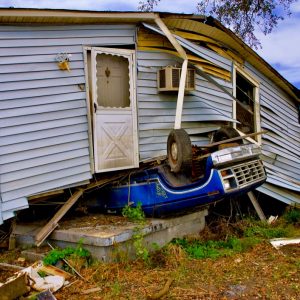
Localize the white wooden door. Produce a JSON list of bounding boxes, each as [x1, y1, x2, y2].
[[91, 48, 139, 173]]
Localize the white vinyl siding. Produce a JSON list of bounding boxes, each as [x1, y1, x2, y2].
[[137, 50, 234, 160], [242, 63, 300, 205], [0, 24, 136, 223]]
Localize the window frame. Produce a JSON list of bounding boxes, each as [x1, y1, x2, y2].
[[232, 64, 261, 145]]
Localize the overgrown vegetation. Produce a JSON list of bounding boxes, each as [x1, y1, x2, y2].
[[122, 202, 150, 262], [284, 207, 300, 225], [170, 216, 298, 260], [122, 202, 145, 221], [43, 240, 91, 268], [172, 236, 259, 259], [1, 213, 300, 299]]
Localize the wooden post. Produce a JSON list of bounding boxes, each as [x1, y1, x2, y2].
[[35, 189, 83, 246], [248, 191, 266, 221]]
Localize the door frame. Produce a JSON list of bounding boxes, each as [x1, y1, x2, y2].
[[84, 46, 139, 173]]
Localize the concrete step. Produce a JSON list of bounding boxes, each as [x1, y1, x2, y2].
[[14, 209, 208, 262]]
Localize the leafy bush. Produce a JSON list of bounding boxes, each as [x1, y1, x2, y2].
[[122, 202, 145, 221], [43, 240, 90, 266]]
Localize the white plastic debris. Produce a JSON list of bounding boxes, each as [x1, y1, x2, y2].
[[21, 263, 65, 292], [270, 237, 300, 249], [267, 215, 278, 224]]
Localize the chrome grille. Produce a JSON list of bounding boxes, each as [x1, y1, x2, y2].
[[232, 159, 265, 187]]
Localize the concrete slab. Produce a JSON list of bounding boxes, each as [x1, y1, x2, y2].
[[14, 209, 208, 262]]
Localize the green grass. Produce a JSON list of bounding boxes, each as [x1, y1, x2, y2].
[[244, 224, 289, 239], [172, 218, 293, 260], [173, 236, 261, 259], [283, 208, 300, 225]]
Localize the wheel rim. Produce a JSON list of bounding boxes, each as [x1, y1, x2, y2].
[[170, 142, 178, 161]]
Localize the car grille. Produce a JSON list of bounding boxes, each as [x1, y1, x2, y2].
[[232, 159, 265, 187]]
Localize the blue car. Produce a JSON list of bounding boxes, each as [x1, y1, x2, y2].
[[93, 142, 266, 217]]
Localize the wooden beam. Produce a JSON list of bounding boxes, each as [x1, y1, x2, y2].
[[201, 130, 267, 148], [35, 189, 83, 246], [155, 17, 187, 60], [34, 173, 128, 246], [248, 191, 266, 221]]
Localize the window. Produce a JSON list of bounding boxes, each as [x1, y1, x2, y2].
[[96, 53, 130, 108], [233, 65, 261, 143]]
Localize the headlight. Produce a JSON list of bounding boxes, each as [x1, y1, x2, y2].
[[223, 179, 231, 190]]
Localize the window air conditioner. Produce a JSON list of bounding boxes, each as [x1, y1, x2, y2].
[[158, 66, 195, 92]]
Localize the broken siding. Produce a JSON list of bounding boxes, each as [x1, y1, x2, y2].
[[243, 63, 300, 205], [137, 50, 234, 160], [0, 24, 136, 222]]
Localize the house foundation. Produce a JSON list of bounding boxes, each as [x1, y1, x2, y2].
[[14, 209, 208, 262]]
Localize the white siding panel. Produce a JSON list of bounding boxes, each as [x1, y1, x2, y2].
[[1, 85, 83, 100], [0, 69, 85, 83], [0, 61, 84, 74], [1, 92, 86, 110], [0, 24, 136, 223], [2, 156, 90, 184], [0, 76, 85, 92], [1, 149, 90, 174], [1, 116, 87, 137], [1, 36, 135, 47], [0, 53, 83, 65], [1, 140, 89, 164], [257, 184, 300, 206], [1, 123, 88, 146], [137, 50, 233, 160], [1, 198, 28, 212], [0, 45, 83, 57], [243, 62, 300, 203], [1, 172, 92, 202], [0, 100, 86, 118], [0, 108, 87, 128], [0, 132, 88, 155]]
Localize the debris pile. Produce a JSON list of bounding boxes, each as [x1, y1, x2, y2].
[[0, 260, 72, 300]]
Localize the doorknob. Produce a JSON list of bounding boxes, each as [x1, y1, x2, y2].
[[94, 102, 97, 113]]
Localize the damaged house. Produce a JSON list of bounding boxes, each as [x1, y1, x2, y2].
[[0, 8, 299, 224]]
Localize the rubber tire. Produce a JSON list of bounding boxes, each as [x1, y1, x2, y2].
[[212, 126, 243, 144], [167, 129, 192, 174]]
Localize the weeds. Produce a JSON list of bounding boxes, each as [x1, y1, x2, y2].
[[43, 239, 91, 267], [283, 208, 300, 225], [122, 202, 145, 221], [244, 223, 289, 239], [173, 236, 260, 259], [172, 217, 294, 260], [121, 202, 150, 263]]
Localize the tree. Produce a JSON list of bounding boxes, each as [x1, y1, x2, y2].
[[138, 0, 296, 48]]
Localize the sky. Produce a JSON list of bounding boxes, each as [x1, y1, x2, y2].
[[0, 0, 299, 89]]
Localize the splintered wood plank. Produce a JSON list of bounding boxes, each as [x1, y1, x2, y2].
[[35, 189, 83, 246], [0, 273, 28, 300]]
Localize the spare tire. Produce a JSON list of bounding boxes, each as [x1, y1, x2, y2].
[[212, 126, 243, 144], [167, 129, 192, 174]]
